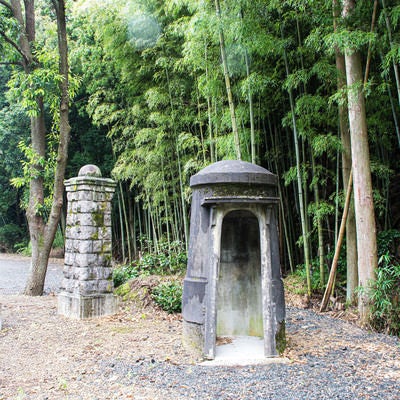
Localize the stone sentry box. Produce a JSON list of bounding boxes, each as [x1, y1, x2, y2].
[[182, 160, 285, 359], [58, 164, 118, 319]]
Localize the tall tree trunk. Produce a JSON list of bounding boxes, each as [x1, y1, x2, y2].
[[7, 0, 49, 295], [25, 99, 48, 295], [215, 0, 241, 160], [24, 0, 71, 295], [342, 0, 378, 322], [333, 0, 358, 302]]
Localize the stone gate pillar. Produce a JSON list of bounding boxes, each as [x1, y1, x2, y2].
[[58, 164, 118, 319]]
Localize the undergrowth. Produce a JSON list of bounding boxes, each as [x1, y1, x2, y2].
[[287, 229, 400, 336], [366, 252, 400, 336], [151, 281, 182, 313], [112, 239, 187, 288], [113, 239, 186, 313]]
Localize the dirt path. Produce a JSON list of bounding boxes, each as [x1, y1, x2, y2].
[[1, 292, 399, 400], [0, 254, 399, 399], [0, 294, 193, 399]]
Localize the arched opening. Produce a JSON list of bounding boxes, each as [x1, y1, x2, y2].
[[216, 210, 262, 337]]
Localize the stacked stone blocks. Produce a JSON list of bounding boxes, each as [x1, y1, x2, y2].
[[58, 165, 118, 319]]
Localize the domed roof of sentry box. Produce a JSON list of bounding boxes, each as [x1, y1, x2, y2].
[[190, 160, 277, 187]]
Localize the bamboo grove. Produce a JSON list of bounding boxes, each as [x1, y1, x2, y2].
[[1, 0, 400, 302]]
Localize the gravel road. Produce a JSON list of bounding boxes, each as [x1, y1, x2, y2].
[[97, 307, 400, 400], [0, 253, 63, 295]]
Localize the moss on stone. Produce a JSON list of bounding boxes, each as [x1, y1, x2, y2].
[[275, 321, 286, 355], [92, 210, 105, 227], [114, 282, 133, 300], [90, 231, 99, 240], [212, 183, 275, 198], [114, 281, 152, 304]]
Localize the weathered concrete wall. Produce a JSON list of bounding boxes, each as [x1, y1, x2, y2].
[[58, 165, 118, 319], [183, 160, 286, 359]]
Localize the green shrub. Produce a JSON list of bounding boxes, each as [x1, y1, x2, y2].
[[141, 240, 187, 275], [112, 264, 139, 288], [367, 254, 400, 336], [294, 262, 325, 291], [0, 223, 25, 251], [151, 281, 182, 313], [52, 228, 65, 249], [112, 240, 187, 288], [15, 241, 31, 256]]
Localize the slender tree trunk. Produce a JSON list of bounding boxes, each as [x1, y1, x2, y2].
[[24, 0, 71, 295], [137, 201, 143, 251], [343, 0, 378, 323], [10, 0, 50, 295], [382, 0, 400, 106], [385, 77, 400, 148], [311, 154, 325, 287], [281, 24, 311, 295], [163, 64, 189, 251], [172, 189, 180, 241], [271, 121, 294, 273], [128, 191, 137, 257], [239, 8, 256, 163], [204, 43, 215, 163], [121, 183, 132, 261], [333, 0, 358, 302], [215, 0, 241, 160], [244, 48, 256, 164], [161, 160, 171, 248], [195, 81, 207, 163], [117, 189, 126, 261], [320, 170, 353, 312], [364, 0, 379, 85]]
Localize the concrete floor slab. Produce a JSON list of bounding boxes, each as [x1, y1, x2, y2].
[[200, 336, 289, 366]]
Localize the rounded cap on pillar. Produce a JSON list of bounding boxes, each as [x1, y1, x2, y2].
[[190, 160, 277, 187], [78, 164, 102, 178]]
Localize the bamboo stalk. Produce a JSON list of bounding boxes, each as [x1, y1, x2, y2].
[[311, 154, 325, 287], [364, 0, 379, 85], [215, 0, 241, 160], [320, 169, 353, 312], [244, 47, 256, 164], [281, 23, 312, 295], [382, 0, 400, 106]]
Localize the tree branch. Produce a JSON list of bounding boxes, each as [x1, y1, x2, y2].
[[23, 0, 35, 42], [364, 0, 379, 85], [0, 0, 12, 12], [0, 30, 25, 58], [51, 0, 59, 16]]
